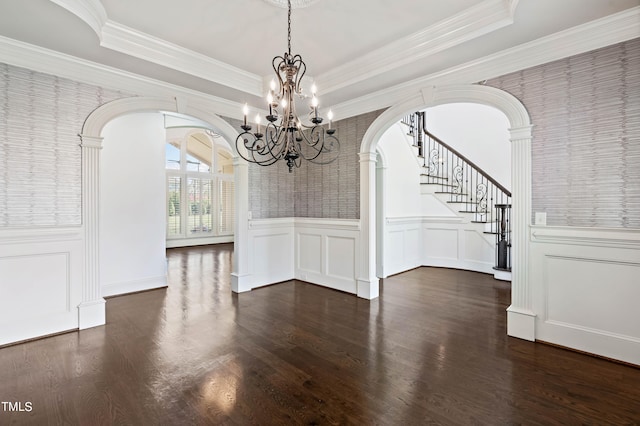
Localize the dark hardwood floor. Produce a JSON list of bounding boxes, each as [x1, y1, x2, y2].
[[1, 244, 639, 425]]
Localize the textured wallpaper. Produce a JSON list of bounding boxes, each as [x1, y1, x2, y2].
[[0, 63, 128, 228], [294, 110, 383, 219], [487, 38, 640, 228], [229, 109, 383, 219]]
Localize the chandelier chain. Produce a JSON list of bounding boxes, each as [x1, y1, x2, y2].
[[287, 0, 292, 55]]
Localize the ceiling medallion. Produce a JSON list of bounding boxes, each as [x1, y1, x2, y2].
[[236, 0, 339, 172], [262, 0, 321, 9]]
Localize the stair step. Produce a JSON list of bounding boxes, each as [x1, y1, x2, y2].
[[471, 220, 488, 223], [420, 174, 449, 181], [448, 201, 478, 205], [483, 231, 499, 235], [422, 183, 457, 188], [434, 191, 467, 195]]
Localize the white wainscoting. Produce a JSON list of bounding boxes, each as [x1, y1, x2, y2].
[[382, 216, 495, 277], [531, 226, 640, 366], [0, 227, 83, 346], [248, 218, 295, 289], [246, 218, 361, 294], [422, 217, 495, 274], [294, 218, 360, 294], [383, 217, 423, 276]]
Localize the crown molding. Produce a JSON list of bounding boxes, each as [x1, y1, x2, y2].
[[2, 5, 638, 123], [100, 21, 263, 97], [48, 0, 263, 97], [49, 0, 107, 36], [48, 0, 518, 100], [316, 0, 519, 94], [330, 6, 640, 120], [0, 35, 246, 120]]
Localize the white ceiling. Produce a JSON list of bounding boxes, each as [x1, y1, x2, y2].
[[0, 0, 638, 115]]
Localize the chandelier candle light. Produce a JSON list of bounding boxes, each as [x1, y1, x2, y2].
[[235, 0, 339, 172]]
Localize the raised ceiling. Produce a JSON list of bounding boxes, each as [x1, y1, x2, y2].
[[0, 0, 638, 116]]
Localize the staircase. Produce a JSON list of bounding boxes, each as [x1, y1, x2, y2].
[[401, 111, 512, 278]]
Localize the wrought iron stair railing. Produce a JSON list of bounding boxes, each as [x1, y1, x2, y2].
[[401, 111, 512, 272]]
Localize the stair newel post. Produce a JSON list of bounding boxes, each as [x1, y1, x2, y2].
[[506, 204, 512, 270], [495, 204, 510, 270], [417, 112, 424, 159]]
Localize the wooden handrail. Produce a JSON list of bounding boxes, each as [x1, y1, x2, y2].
[[418, 112, 512, 197]]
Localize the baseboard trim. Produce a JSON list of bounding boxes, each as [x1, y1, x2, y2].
[[507, 306, 536, 341], [0, 328, 78, 349], [357, 277, 380, 300], [78, 299, 106, 330], [101, 275, 167, 298], [538, 339, 640, 369]]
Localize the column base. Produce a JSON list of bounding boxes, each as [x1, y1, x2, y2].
[[357, 278, 379, 300], [231, 273, 252, 293], [507, 305, 536, 341], [78, 299, 106, 330]]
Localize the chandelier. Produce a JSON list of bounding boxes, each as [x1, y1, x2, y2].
[[235, 0, 340, 172]]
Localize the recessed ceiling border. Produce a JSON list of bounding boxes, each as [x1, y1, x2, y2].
[[48, 0, 519, 99], [1, 6, 637, 122]]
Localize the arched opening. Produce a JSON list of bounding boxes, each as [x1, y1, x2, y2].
[[375, 103, 512, 279], [164, 121, 236, 248], [77, 97, 248, 329], [359, 84, 534, 341]]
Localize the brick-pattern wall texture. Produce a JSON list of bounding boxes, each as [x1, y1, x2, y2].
[[486, 38, 640, 228], [227, 109, 384, 219]]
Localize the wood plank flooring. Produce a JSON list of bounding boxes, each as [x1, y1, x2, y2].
[[1, 243, 639, 425]]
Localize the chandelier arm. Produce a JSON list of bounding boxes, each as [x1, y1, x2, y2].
[[296, 126, 324, 161], [272, 56, 287, 100], [235, 126, 286, 167], [291, 55, 306, 96], [261, 123, 288, 160], [307, 127, 341, 164], [307, 141, 340, 164], [235, 132, 275, 166]]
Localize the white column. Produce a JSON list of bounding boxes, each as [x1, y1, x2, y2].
[[78, 135, 106, 329], [376, 159, 387, 278], [357, 152, 379, 299], [231, 159, 252, 293], [506, 125, 536, 341]]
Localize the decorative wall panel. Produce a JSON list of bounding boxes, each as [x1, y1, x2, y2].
[[0, 227, 83, 345], [294, 218, 360, 294], [530, 226, 640, 365], [487, 39, 640, 228], [0, 63, 128, 227]]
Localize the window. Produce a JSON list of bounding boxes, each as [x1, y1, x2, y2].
[[166, 129, 234, 241]]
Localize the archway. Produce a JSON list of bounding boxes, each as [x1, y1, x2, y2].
[[359, 84, 535, 341], [77, 97, 247, 329]]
